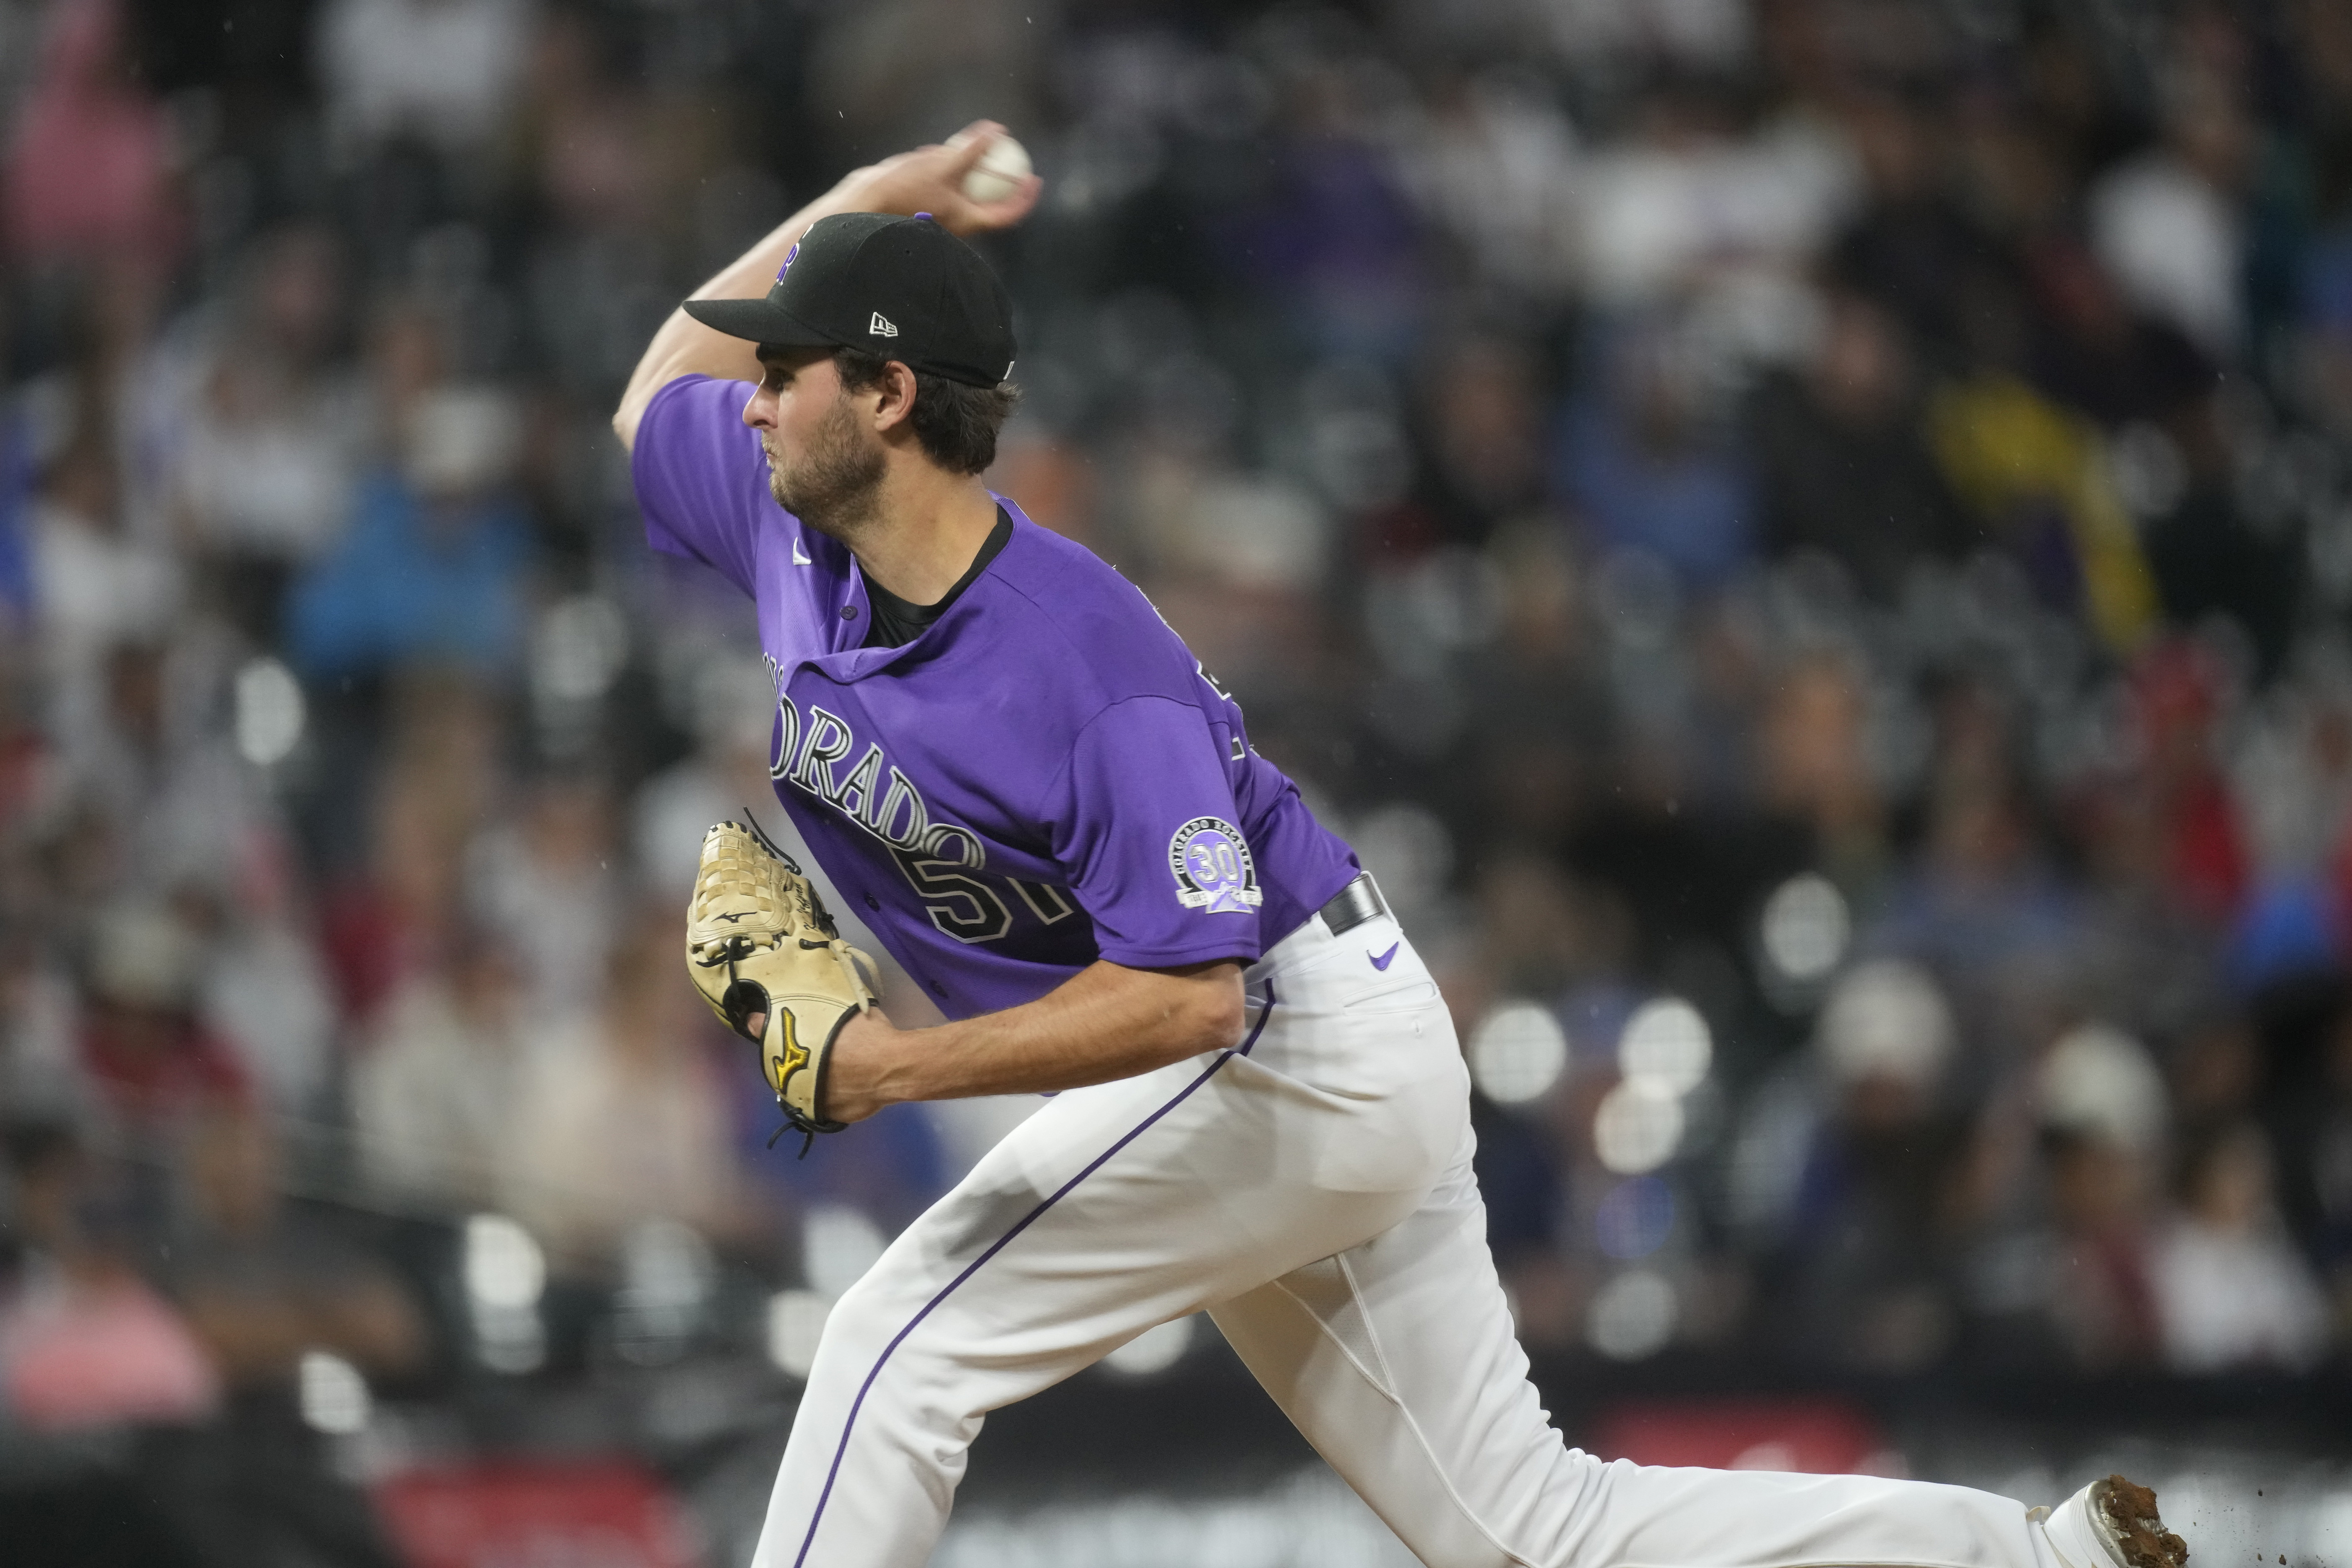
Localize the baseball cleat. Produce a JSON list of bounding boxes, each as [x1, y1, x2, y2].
[[2041, 1475, 2188, 1568]]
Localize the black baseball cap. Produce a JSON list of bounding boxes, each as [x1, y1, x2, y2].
[[683, 212, 1017, 387]]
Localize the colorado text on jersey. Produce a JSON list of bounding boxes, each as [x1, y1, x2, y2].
[[762, 659, 1076, 944]]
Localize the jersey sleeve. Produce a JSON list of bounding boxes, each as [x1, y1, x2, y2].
[[1042, 695, 1264, 970], [630, 374, 770, 597]]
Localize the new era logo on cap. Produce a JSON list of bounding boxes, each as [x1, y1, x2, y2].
[[869, 312, 898, 338]]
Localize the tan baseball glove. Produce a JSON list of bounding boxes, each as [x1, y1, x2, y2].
[[686, 817, 877, 1147]]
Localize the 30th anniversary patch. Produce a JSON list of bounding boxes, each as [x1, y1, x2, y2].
[[1168, 816, 1263, 914]]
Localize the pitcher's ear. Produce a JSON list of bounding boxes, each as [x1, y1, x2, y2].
[[870, 359, 920, 433]]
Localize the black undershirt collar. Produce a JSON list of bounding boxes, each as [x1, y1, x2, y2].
[[859, 505, 1014, 649]]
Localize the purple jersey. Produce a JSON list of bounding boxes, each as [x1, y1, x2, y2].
[[632, 375, 1361, 1019]]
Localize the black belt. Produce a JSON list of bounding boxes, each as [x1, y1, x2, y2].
[[1317, 872, 1390, 936]]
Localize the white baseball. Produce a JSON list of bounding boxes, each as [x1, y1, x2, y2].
[[961, 135, 1031, 204]]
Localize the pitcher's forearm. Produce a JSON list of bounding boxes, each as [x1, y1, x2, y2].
[[827, 959, 1247, 1121]]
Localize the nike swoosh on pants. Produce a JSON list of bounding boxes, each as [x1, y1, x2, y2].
[[1369, 942, 1399, 970]]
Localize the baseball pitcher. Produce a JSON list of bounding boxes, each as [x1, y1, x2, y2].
[[612, 123, 2187, 1568]]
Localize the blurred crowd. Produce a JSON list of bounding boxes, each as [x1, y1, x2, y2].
[[5, 0, 2352, 1524]]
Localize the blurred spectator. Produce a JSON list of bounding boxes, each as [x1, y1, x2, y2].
[[2033, 1127, 2165, 1369], [1473, 854, 1627, 1003], [285, 384, 531, 682], [315, 0, 531, 166], [2074, 782, 2239, 1043], [1927, 299, 2161, 652], [2130, 391, 2299, 679], [809, 0, 1043, 169], [1763, 959, 1966, 1370], [1756, 649, 1888, 895], [1, 0, 176, 268], [1554, 321, 1754, 587], [1571, 77, 1854, 320], [0, 918, 80, 1118], [1826, 93, 1996, 361], [500, 910, 752, 1267], [28, 426, 179, 749], [2153, 1121, 2331, 1372], [467, 774, 621, 1026], [2167, 1011, 2265, 1135], [155, 1106, 418, 1568], [1410, 334, 1550, 547], [1128, 450, 1331, 695], [2087, 28, 2253, 364], [185, 881, 340, 1124], [75, 898, 250, 1134], [2132, 640, 2254, 924], [350, 933, 526, 1214], [1987, 1025, 2174, 1371], [1948, 1024, 2171, 1372], [2040, 1023, 2172, 1162], [1746, 293, 1975, 601], [1145, 460, 1330, 601], [0, 1121, 217, 1432], [152, 225, 365, 645], [53, 638, 291, 917], [318, 682, 494, 1017], [1455, 525, 1608, 853], [2023, 240, 2215, 432], [1397, 70, 1580, 301], [1225, 61, 1428, 366], [1868, 696, 2076, 1062], [166, 1105, 425, 1392]]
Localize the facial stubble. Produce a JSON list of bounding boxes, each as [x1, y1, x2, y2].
[[769, 390, 886, 542]]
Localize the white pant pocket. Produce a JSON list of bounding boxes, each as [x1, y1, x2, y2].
[[1343, 979, 1439, 1014]]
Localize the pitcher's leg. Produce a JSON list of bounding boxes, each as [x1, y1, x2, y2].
[[1215, 1138, 2067, 1568], [1211, 1130, 1594, 1568], [1544, 1464, 2067, 1568], [750, 1039, 1419, 1568]]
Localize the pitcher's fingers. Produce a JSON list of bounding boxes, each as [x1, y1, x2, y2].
[[961, 173, 1043, 231], [941, 120, 1010, 173]]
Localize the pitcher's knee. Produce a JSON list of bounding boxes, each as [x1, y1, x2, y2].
[[807, 1273, 985, 1411], [798, 1269, 916, 1389]]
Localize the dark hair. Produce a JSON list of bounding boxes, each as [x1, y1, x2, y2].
[[833, 347, 1019, 475]]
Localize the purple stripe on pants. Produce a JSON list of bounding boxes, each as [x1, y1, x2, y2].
[[789, 985, 1279, 1568]]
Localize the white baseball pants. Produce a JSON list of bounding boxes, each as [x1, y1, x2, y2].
[[749, 912, 2068, 1568]]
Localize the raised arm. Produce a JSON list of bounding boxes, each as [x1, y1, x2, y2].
[[610, 121, 1041, 451]]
